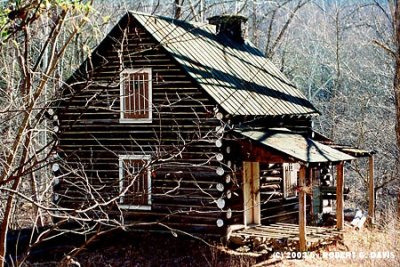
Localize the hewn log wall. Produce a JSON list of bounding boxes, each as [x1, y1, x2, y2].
[[55, 15, 235, 234], [258, 163, 299, 224]]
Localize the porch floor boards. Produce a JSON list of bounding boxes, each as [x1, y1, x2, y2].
[[228, 223, 342, 252]]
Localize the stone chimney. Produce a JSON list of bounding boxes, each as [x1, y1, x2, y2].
[[207, 15, 247, 43]]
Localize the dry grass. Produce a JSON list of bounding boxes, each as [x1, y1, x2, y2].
[[266, 219, 400, 267]]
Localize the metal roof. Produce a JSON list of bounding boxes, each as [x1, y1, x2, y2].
[[312, 130, 374, 157], [328, 145, 375, 157], [236, 128, 355, 163], [130, 12, 318, 117]]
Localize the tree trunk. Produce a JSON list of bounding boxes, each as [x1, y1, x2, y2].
[[394, 0, 400, 220], [174, 0, 182, 19], [398, 192, 400, 220], [394, 0, 400, 154]]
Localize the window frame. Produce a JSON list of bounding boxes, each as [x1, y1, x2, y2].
[[282, 163, 300, 199], [119, 68, 152, 123], [118, 155, 152, 210]]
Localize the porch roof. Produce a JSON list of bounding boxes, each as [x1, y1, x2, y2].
[[235, 128, 355, 163], [311, 130, 375, 157]]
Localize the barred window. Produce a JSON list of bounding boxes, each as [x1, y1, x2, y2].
[[118, 155, 151, 210], [120, 68, 152, 122], [283, 163, 300, 199]]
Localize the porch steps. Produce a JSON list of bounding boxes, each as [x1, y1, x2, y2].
[[228, 223, 342, 252]]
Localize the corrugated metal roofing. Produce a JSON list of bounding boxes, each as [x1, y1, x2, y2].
[[236, 128, 354, 163], [312, 131, 374, 157], [329, 145, 374, 157], [130, 12, 318, 116]]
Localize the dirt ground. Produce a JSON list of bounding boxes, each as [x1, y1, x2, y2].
[[26, 229, 259, 267], [25, 223, 399, 267]]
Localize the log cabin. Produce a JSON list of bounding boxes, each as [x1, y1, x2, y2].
[[54, 11, 374, 250]]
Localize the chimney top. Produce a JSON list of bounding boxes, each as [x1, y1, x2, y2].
[[207, 15, 247, 43]]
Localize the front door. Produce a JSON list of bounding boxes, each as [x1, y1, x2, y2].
[[243, 161, 261, 226]]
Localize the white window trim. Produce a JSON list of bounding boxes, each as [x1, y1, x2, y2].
[[283, 163, 300, 199], [118, 155, 152, 210], [119, 68, 152, 124]]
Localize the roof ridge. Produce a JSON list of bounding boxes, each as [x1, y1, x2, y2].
[[130, 11, 213, 29], [130, 11, 318, 116]]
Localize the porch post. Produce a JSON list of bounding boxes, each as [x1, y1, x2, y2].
[[308, 168, 315, 223], [243, 162, 261, 226], [299, 164, 306, 251], [336, 161, 344, 230], [368, 155, 375, 225]]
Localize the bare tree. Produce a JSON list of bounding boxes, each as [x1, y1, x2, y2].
[[0, 2, 233, 264], [0, 1, 95, 265], [259, 1, 399, 214]]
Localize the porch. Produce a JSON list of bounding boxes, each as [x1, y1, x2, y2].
[[232, 128, 374, 252], [228, 223, 342, 252]]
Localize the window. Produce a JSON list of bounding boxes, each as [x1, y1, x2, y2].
[[120, 68, 152, 123], [283, 163, 300, 199], [118, 155, 152, 210]]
